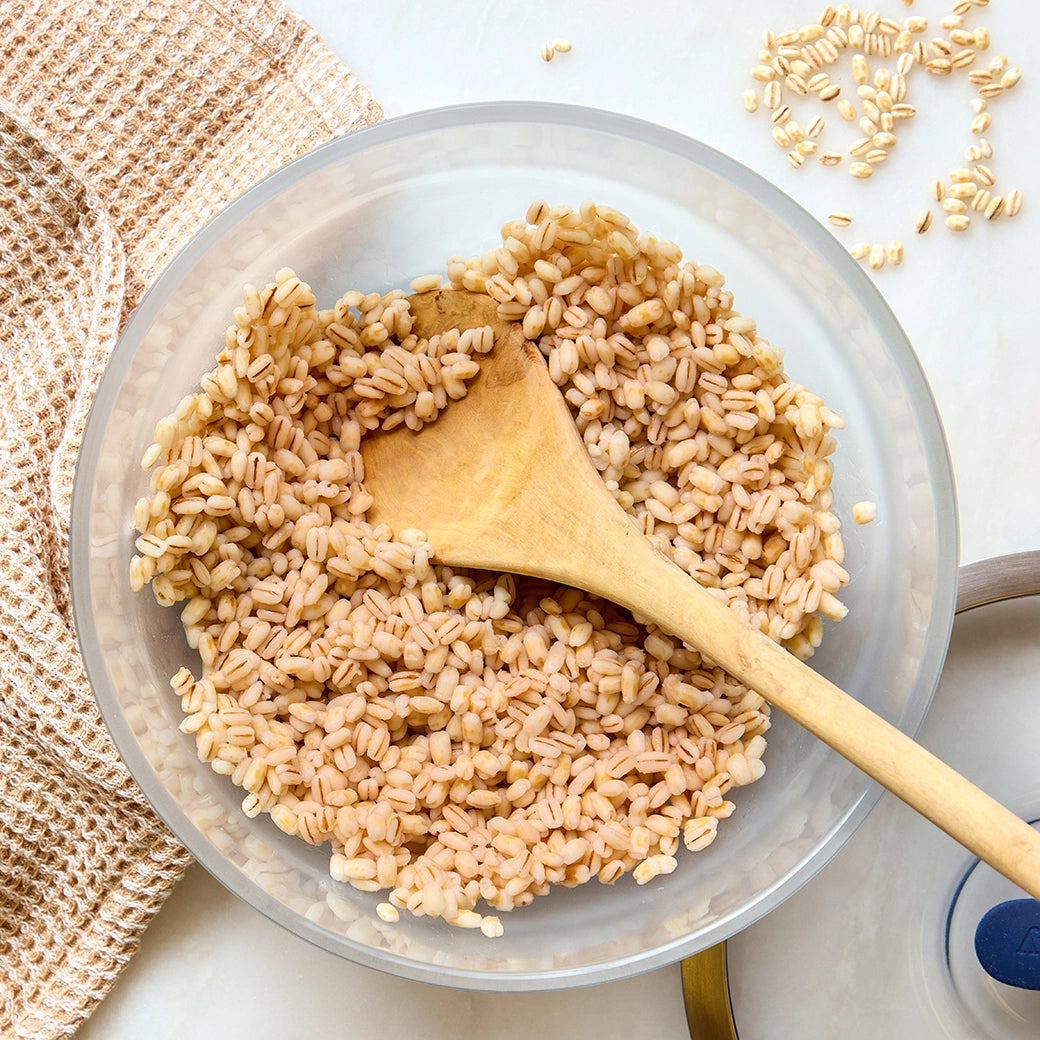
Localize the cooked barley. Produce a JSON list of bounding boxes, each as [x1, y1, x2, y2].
[[946, 213, 971, 231], [133, 203, 850, 936], [914, 209, 932, 233], [852, 501, 877, 524], [828, 211, 853, 227]]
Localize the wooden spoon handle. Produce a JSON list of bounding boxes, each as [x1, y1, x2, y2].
[[593, 535, 1040, 901]]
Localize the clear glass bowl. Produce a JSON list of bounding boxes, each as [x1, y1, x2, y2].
[[70, 103, 958, 989]]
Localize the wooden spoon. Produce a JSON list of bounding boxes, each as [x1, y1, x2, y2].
[[362, 288, 1040, 900]]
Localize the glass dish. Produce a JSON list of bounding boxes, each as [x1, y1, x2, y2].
[[707, 552, 1040, 1039], [70, 102, 958, 989]]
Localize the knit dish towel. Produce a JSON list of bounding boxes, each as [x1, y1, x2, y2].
[[0, 2, 380, 1035]]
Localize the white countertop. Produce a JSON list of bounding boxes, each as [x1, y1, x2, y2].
[[78, 1, 1039, 1036]]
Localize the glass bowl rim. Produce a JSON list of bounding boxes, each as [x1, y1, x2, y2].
[[69, 100, 959, 990]]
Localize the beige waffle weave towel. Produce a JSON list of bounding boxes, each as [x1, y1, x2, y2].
[[0, 3, 380, 1035]]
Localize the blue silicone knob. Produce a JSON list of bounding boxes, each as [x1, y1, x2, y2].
[[974, 899, 1040, 990]]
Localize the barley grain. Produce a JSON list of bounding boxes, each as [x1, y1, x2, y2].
[[1001, 67, 1021, 89], [853, 501, 878, 524], [971, 112, 991, 134], [945, 213, 971, 231], [133, 205, 850, 936], [914, 209, 932, 233]]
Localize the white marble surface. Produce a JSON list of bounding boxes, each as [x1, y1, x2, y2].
[[78, 1, 1039, 1036]]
